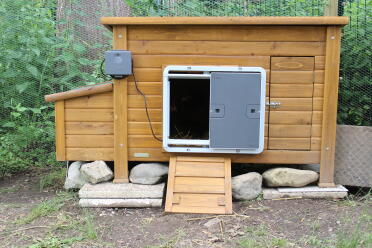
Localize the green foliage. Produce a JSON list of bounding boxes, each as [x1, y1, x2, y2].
[[124, 0, 326, 16], [28, 236, 83, 248], [16, 191, 75, 224], [338, 0, 371, 126], [0, 109, 59, 177], [39, 167, 67, 191], [0, 0, 105, 176], [81, 210, 98, 240]]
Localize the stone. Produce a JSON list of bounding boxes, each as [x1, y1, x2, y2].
[[232, 172, 262, 200], [79, 198, 162, 208], [263, 185, 348, 199], [80, 161, 113, 184], [79, 182, 165, 199], [262, 168, 319, 187], [204, 218, 221, 229], [64, 161, 88, 189], [129, 163, 168, 185]]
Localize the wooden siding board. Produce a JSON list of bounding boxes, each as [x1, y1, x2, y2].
[[127, 149, 320, 164], [132, 55, 270, 68], [269, 125, 311, 138], [65, 122, 114, 135], [66, 148, 114, 161], [128, 41, 326, 56], [270, 111, 312, 125], [55, 101, 66, 161], [269, 138, 311, 150], [270, 71, 314, 84], [64, 92, 113, 109], [66, 135, 114, 148], [270, 84, 314, 98], [271, 57, 315, 70], [128, 26, 326, 42], [65, 109, 114, 122]]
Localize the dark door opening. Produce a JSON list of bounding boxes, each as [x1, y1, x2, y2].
[[169, 78, 210, 140]]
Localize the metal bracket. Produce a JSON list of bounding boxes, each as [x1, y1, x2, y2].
[[266, 101, 281, 108]]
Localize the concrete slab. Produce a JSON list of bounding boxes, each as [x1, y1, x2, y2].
[[263, 185, 348, 200], [79, 198, 162, 208], [79, 182, 164, 199]]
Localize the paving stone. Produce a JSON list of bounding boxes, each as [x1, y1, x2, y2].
[[79, 182, 164, 199], [79, 198, 162, 208], [263, 185, 348, 199]]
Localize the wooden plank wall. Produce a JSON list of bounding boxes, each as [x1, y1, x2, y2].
[[62, 25, 327, 164], [125, 25, 326, 163], [64, 92, 115, 161], [269, 56, 315, 150]]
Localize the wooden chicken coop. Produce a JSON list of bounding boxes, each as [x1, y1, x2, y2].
[[45, 17, 348, 214]]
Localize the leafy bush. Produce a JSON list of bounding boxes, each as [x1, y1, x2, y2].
[[338, 0, 371, 126], [0, 0, 105, 176], [125, 0, 325, 16]]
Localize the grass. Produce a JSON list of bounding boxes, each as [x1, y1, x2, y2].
[[15, 191, 75, 225], [239, 225, 290, 248], [147, 229, 186, 248], [81, 210, 98, 240], [27, 235, 83, 248], [39, 167, 66, 191], [0, 185, 22, 194]]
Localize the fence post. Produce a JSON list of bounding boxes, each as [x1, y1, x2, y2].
[[324, 0, 339, 16]]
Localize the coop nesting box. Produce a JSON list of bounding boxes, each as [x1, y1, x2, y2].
[[45, 17, 348, 213]]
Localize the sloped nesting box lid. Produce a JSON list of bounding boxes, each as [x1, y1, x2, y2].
[[44, 82, 113, 102]]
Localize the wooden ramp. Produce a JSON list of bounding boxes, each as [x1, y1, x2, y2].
[[165, 156, 232, 214]]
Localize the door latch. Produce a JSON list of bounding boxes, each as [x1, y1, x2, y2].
[[266, 101, 281, 108]]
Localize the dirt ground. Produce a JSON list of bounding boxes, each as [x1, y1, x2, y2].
[[0, 169, 370, 248]]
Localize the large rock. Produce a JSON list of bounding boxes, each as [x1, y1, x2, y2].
[[263, 168, 319, 187], [80, 161, 113, 184], [232, 172, 262, 200], [64, 161, 88, 189], [129, 163, 168, 185]]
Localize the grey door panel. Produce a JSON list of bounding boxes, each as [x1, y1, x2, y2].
[[210, 72, 262, 149]]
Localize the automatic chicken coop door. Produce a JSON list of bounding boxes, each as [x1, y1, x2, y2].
[[163, 66, 266, 154]]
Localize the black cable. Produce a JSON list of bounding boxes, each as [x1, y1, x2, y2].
[[99, 58, 112, 81], [133, 72, 163, 142], [102, 55, 161, 142]]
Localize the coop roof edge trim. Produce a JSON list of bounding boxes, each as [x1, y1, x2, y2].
[[101, 16, 349, 30]]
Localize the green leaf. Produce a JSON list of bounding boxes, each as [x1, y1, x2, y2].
[[2, 122, 16, 128], [11, 112, 21, 118], [31, 48, 41, 56], [30, 108, 41, 114], [26, 65, 39, 78], [15, 82, 31, 93], [73, 43, 86, 53], [78, 58, 92, 65]]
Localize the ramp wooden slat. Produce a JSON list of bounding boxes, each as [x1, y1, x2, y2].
[[165, 156, 232, 214]]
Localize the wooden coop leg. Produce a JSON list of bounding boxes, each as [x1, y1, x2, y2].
[[319, 26, 341, 188], [113, 25, 129, 183]]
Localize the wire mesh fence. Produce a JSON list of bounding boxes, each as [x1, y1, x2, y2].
[[0, 0, 370, 176]]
